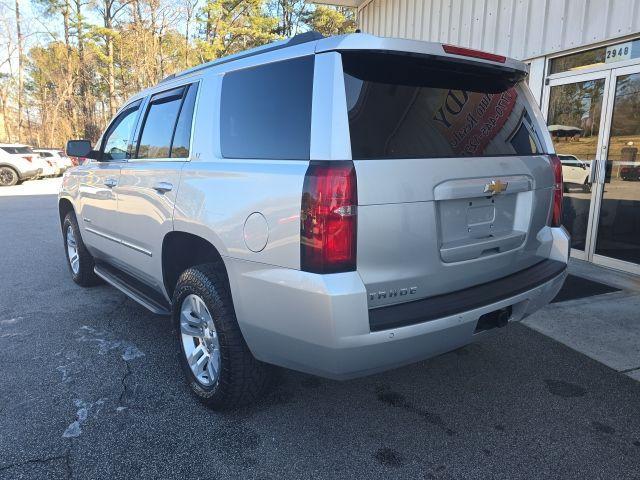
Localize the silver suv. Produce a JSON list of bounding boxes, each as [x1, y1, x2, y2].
[[60, 32, 569, 409]]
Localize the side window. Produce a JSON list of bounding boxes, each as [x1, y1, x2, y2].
[[170, 84, 198, 158], [101, 101, 141, 161], [135, 83, 198, 160], [137, 87, 184, 159], [220, 56, 314, 160]]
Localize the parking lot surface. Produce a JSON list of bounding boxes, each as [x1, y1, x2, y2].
[[1, 180, 640, 479]]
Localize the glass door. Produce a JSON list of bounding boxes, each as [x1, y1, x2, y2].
[[543, 71, 611, 259], [591, 64, 640, 274]]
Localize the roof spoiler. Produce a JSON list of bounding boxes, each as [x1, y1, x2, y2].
[[316, 33, 528, 75]]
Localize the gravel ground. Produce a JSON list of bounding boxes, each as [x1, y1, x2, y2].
[[1, 182, 639, 479]]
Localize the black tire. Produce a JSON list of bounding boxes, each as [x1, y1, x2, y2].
[[582, 179, 592, 193], [172, 264, 271, 409], [62, 211, 101, 287], [0, 166, 19, 186]]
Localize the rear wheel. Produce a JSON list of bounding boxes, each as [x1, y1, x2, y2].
[[63, 212, 101, 287], [172, 264, 271, 409], [582, 178, 592, 193], [0, 167, 19, 186]]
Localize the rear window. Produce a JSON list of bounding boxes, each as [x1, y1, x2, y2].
[[341, 52, 546, 159], [220, 56, 314, 160], [1, 146, 33, 155]]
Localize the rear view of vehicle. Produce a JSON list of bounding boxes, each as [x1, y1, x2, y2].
[[340, 44, 567, 320], [232, 35, 569, 382]]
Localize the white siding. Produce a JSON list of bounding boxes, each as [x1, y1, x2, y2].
[[358, 0, 640, 60]]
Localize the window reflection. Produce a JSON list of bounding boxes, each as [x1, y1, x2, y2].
[[549, 38, 640, 74], [547, 79, 605, 250], [594, 73, 640, 264]]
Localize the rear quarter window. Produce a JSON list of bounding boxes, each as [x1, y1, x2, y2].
[[220, 56, 314, 160], [342, 52, 546, 160]]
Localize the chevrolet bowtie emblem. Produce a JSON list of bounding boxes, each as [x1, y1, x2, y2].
[[484, 180, 508, 195]]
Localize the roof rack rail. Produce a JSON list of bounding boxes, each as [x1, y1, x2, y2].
[[158, 31, 324, 84]]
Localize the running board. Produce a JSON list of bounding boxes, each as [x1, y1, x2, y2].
[[94, 263, 171, 316]]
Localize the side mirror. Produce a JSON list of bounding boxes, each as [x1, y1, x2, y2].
[[66, 140, 97, 159]]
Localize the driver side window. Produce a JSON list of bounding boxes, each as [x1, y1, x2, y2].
[[101, 100, 142, 161]]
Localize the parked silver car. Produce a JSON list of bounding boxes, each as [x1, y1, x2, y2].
[[59, 32, 569, 409]]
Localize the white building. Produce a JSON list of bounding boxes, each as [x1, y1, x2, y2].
[[317, 0, 640, 275]]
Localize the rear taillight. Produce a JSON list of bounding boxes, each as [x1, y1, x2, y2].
[[300, 161, 357, 274], [442, 44, 507, 63], [549, 154, 563, 227]]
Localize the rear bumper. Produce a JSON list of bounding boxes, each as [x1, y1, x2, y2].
[[227, 227, 570, 380], [369, 259, 566, 332]]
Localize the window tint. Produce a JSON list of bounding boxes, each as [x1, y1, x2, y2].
[[1, 146, 32, 154], [170, 84, 198, 158], [39, 152, 53, 157], [137, 87, 184, 159], [102, 101, 141, 161], [220, 56, 314, 160], [342, 52, 545, 159]]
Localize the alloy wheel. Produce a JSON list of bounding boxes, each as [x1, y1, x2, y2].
[[180, 294, 221, 387], [66, 225, 80, 274], [0, 167, 17, 186]]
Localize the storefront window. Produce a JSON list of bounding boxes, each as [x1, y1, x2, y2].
[[594, 72, 640, 264], [549, 38, 640, 74], [546, 79, 605, 251]]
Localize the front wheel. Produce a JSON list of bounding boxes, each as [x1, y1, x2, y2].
[[172, 264, 271, 409], [62, 212, 101, 287], [0, 167, 19, 186]]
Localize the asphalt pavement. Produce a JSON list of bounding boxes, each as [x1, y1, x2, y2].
[[1, 179, 639, 479]]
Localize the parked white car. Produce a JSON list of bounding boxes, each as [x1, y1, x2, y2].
[[559, 154, 592, 192], [34, 148, 73, 175], [0, 144, 57, 179], [0, 146, 41, 186]]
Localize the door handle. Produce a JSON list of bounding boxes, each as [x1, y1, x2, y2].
[[104, 178, 117, 188], [153, 181, 173, 194]]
